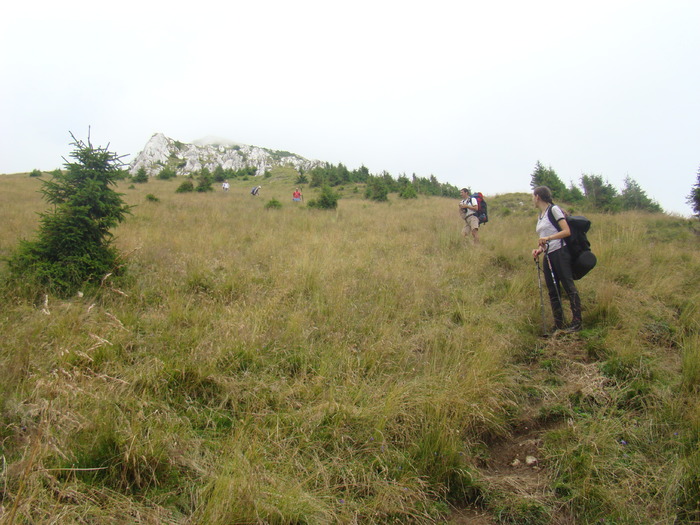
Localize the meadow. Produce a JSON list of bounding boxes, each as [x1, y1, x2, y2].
[[0, 172, 699, 524]]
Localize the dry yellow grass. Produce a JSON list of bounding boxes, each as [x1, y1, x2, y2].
[[1, 173, 699, 523]]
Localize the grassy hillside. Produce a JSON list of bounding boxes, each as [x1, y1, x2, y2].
[[1, 173, 699, 524]]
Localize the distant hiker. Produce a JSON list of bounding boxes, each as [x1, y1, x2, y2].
[[222, 181, 230, 191], [292, 188, 303, 202], [251, 185, 261, 196], [459, 187, 480, 244], [531, 186, 582, 333]]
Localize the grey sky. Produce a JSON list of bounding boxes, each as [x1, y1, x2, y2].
[[2, 0, 698, 214]]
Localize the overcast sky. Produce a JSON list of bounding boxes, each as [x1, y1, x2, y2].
[[2, 0, 698, 214]]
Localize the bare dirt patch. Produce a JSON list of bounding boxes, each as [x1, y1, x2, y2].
[[448, 334, 602, 524]]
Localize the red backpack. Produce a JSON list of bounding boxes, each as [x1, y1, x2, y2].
[[471, 192, 488, 224]]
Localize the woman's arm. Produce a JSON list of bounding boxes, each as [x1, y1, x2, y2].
[[538, 217, 570, 247]]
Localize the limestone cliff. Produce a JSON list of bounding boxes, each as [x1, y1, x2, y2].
[[129, 133, 322, 176]]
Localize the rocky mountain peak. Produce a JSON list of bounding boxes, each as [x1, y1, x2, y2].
[[129, 133, 321, 176]]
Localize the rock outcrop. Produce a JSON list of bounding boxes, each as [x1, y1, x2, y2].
[[129, 133, 322, 176]]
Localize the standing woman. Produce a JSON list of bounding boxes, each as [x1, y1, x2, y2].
[[531, 186, 582, 332]]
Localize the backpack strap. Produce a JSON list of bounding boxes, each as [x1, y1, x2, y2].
[[546, 205, 561, 232], [546, 204, 567, 247]]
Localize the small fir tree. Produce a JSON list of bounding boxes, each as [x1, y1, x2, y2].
[[196, 168, 214, 192], [565, 181, 585, 204], [9, 134, 131, 295], [530, 161, 567, 199], [620, 176, 662, 212], [309, 168, 326, 187], [399, 184, 418, 199], [307, 185, 339, 209], [365, 179, 389, 201], [133, 166, 149, 183], [176, 180, 195, 193], [688, 167, 700, 217], [580, 174, 620, 212], [265, 198, 282, 209], [212, 165, 226, 182], [156, 166, 176, 180]]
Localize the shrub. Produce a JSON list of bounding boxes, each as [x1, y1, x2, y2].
[[176, 180, 195, 193], [196, 168, 214, 192], [213, 166, 226, 182], [156, 166, 177, 180], [365, 180, 389, 201], [29, 169, 42, 177], [8, 134, 131, 295], [265, 198, 282, 209], [399, 184, 418, 199], [132, 167, 149, 183], [307, 185, 339, 209], [145, 193, 160, 202]]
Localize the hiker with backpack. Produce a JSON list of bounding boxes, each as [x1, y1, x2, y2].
[[459, 188, 481, 244], [531, 186, 582, 333]]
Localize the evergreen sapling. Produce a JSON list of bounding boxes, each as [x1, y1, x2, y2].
[[9, 134, 131, 295]]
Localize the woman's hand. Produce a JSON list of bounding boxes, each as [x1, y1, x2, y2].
[[532, 247, 543, 259]]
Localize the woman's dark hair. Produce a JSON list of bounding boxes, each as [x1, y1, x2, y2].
[[533, 186, 553, 204]]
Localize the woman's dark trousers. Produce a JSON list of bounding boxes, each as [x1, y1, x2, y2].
[[544, 248, 582, 328]]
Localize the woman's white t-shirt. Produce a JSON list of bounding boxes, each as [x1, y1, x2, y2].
[[536, 205, 566, 252]]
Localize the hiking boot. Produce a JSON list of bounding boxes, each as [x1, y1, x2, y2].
[[564, 321, 582, 333], [553, 320, 565, 332]]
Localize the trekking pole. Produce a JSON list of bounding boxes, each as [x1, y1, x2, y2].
[[543, 242, 563, 319], [535, 256, 547, 336]]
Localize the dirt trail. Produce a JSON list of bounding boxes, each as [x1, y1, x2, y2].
[[448, 334, 608, 524]]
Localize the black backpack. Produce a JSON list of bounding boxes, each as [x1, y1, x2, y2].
[[547, 205, 596, 280], [471, 192, 488, 224]]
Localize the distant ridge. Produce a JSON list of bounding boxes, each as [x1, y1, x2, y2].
[[130, 133, 322, 177]]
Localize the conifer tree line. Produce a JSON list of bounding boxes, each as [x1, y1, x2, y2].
[[127, 156, 700, 214], [134, 165, 261, 186], [135, 161, 461, 200], [306, 163, 459, 199], [136, 157, 695, 214], [530, 160, 664, 213]]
